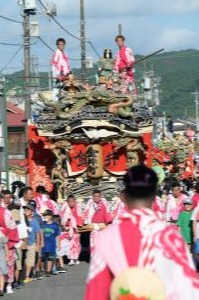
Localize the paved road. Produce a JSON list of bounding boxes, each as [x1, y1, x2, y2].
[[5, 262, 89, 300]]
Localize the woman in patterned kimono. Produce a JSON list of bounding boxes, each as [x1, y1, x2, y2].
[[85, 165, 199, 300]]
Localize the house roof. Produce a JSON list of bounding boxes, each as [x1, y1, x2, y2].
[[7, 102, 26, 127]]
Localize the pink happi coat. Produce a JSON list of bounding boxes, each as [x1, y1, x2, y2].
[[84, 198, 112, 225], [166, 193, 186, 222], [114, 46, 135, 81], [51, 49, 70, 77], [111, 198, 127, 222], [0, 207, 19, 283], [34, 193, 58, 215], [85, 208, 199, 300], [60, 201, 83, 260], [84, 198, 112, 251], [152, 196, 166, 214]]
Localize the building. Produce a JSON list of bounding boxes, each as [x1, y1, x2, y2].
[[7, 102, 26, 185]]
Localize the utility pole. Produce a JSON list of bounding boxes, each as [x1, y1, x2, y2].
[[23, 6, 31, 120], [80, 0, 86, 81], [0, 76, 9, 188], [192, 91, 199, 141], [118, 23, 122, 35]]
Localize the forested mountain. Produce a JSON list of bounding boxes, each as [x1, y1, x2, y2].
[[5, 49, 199, 119]]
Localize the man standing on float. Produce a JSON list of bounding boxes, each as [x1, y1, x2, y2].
[[114, 35, 136, 94], [51, 38, 71, 101]]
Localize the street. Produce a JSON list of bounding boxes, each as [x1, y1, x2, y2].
[[5, 262, 89, 300]]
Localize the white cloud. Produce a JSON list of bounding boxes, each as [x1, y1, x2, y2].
[[1, 0, 199, 72], [55, 0, 199, 18], [152, 28, 199, 51]]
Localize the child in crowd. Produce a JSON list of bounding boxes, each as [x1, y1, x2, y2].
[[177, 198, 193, 250], [0, 229, 8, 296], [53, 215, 67, 274], [42, 210, 61, 276], [23, 203, 40, 284]]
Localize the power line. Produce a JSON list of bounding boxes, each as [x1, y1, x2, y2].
[[0, 14, 22, 24], [0, 45, 23, 73], [38, 0, 100, 57], [0, 42, 22, 46], [38, 36, 54, 52], [87, 41, 100, 57], [38, 0, 81, 41]]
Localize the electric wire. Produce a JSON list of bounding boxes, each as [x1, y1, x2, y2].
[[0, 14, 22, 24], [38, 0, 100, 57], [0, 42, 22, 46], [0, 45, 23, 73]]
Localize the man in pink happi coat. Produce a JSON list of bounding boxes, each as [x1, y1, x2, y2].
[[114, 35, 136, 94], [51, 38, 71, 101], [0, 205, 19, 294], [60, 195, 83, 265], [34, 186, 58, 215], [85, 166, 199, 300], [166, 182, 187, 223], [84, 190, 112, 251]]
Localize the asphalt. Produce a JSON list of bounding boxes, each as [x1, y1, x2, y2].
[[4, 262, 89, 300]]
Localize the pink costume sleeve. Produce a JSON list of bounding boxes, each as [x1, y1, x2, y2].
[[4, 209, 19, 249], [125, 47, 135, 67]]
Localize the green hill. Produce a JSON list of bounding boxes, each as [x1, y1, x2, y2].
[[135, 49, 199, 118], [5, 49, 199, 119]]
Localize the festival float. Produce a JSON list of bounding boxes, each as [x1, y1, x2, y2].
[[28, 51, 154, 201]]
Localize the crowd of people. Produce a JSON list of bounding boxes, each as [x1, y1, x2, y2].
[[1, 171, 199, 297]]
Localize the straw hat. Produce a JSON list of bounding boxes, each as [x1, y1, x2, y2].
[[110, 267, 166, 300]]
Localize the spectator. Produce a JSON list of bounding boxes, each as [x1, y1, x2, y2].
[[177, 198, 194, 250], [42, 210, 61, 276], [0, 190, 13, 209], [166, 115, 173, 139], [166, 182, 186, 223], [0, 229, 8, 296], [191, 205, 199, 259], [28, 200, 44, 280], [19, 187, 34, 207], [192, 182, 199, 208], [23, 203, 40, 284]]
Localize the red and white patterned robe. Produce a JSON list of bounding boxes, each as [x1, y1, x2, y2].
[[34, 194, 58, 215], [111, 198, 127, 222], [85, 208, 199, 300], [84, 198, 112, 251], [166, 193, 186, 222], [60, 202, 83, 260], [0, 207, 19, 283], [152, 196, 166, 215]]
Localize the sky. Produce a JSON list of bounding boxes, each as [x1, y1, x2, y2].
[[0, 0, 199, 74]]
